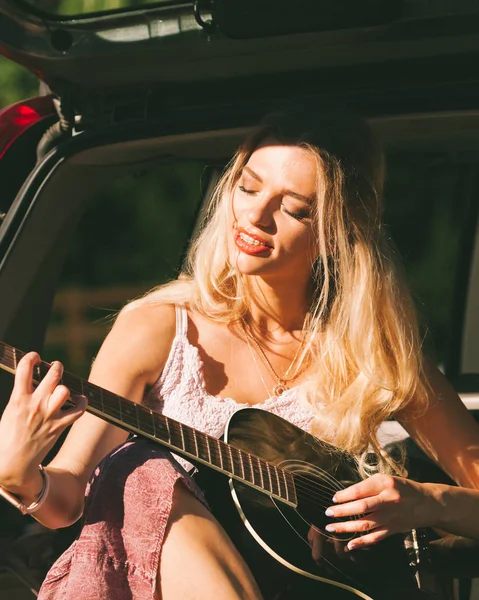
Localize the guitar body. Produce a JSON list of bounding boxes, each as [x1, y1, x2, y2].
[[195, 408, 449, 600]]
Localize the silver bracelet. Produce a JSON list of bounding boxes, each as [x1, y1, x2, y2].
[[0, 465, 50, 515]]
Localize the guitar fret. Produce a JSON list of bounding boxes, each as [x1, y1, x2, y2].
[[217, 440, 224, 470], [275, 467, 285, 499], [256, 457, 264, 489], [192, 429, 199, 458], [248, 454, 255, 485], [165, 417, 171, 444], [169, 422, 183, 450], [121, 398, 137, 425], [208, 438, 221, 469], [229, 446, 245, 480], [136, 407, 155, 437], [237, 449, 246, 480], [241, 451, 252, 483], [265, 463, 273, 493], [13, 347, 17, 370], [222, 443, 234, 473], [179, 423, 186, 451], [195, 432, 210, 463], [206, 436, 212, 464], [261, 461, 272, 493], [284, 472, 294, 503], [269, 464, 281, 496], [227, 445, 235, 476]]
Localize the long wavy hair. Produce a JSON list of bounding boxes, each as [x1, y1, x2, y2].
[[128, 111, 430, 475]]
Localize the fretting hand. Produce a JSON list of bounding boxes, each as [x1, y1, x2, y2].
[[0, 352, 86, 497]]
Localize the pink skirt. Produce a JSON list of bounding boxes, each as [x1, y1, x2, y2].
[[38, 439, 205, 600]]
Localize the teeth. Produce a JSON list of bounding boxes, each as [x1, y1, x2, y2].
[[240, 232, 265, 246]]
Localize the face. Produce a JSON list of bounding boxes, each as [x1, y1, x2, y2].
[[230, 142, 318, 287]]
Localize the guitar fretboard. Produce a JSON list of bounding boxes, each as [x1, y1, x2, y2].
[[0, 342, 297, 506]]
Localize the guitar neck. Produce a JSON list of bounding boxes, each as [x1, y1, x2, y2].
[[0, 342, 297, 507]]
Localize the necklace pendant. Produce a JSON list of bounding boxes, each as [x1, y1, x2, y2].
[[273, 382, 288, 396]]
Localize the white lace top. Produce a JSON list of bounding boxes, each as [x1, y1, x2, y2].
[[143, 306, 317, 469]]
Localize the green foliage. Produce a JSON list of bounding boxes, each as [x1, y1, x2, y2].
[[0, 58, 39, 108], [61, 161, 206, 288], [20, 0, 169, 17]]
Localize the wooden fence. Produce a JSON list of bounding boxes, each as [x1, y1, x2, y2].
[[44, 285, 150, 373]]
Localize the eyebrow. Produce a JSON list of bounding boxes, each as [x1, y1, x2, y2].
[[242, 166, 313, 204]]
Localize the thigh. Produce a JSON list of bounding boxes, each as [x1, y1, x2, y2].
[[158, 481, 263, 600]]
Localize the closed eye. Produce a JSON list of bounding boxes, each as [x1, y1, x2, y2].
[[282, 205, 310, 221], [238, 185, 259, 195]]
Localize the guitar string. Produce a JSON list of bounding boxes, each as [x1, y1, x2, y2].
[[4, 348, 351, 506]]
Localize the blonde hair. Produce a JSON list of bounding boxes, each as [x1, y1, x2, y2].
[[129, 111, 429, 475]]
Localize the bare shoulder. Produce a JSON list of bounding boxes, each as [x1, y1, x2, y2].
[[91, 302, 177, 390]]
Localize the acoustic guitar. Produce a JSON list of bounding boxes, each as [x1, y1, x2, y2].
[[0, 342, 450, 600]]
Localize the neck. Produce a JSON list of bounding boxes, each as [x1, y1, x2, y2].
[[245, 276, 309, 336]]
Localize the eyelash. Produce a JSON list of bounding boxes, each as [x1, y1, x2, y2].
[[238, 185, 257, 196], [282, 207, 309, 221], [238, 185, 309, 221]]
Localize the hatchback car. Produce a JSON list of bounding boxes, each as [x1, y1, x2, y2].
[[1, 0, 479, 598]]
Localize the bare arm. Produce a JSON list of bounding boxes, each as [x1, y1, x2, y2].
[[397, 360, 479, 488], [322, 362, 479, 547], [0, 303, 176, 529]]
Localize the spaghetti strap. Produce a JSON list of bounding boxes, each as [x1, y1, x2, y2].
[[175, 304, 188, 337]]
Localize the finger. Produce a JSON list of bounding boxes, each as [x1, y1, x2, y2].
[[326, 517, 379, 535], [53, 394, 88, 429], [332, 474, 389, 504], [346, 527, 389, 551], [326, 497, 380, 518], [35, 361, 64, 398], [12, 352, 41, 395], [45, 384, 71, 417]]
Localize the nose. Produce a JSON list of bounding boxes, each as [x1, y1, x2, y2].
[[247, 193, 276, 229]]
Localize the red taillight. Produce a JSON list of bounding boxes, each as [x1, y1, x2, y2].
[[0, 95, 55, 160]]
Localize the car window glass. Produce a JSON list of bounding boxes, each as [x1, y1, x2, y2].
[[384, 150, 472, 373], [43, 160, 207, 377]]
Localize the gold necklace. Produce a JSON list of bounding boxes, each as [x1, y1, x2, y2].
[[242, 328, 274, 399], [240, 317, 306, 396]]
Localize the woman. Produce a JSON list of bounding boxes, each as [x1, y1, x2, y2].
[[0, 111, 478, 599]]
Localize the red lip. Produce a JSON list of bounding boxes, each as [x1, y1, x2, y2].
[[236, 227, 273, 247], [234, 227, 273, 255]]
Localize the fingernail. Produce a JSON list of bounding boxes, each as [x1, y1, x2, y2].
[[325, 524, 336, 532], [325, 508, 334, 517], [348, 541, 357, 551], [332, 495, 338, 503]]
